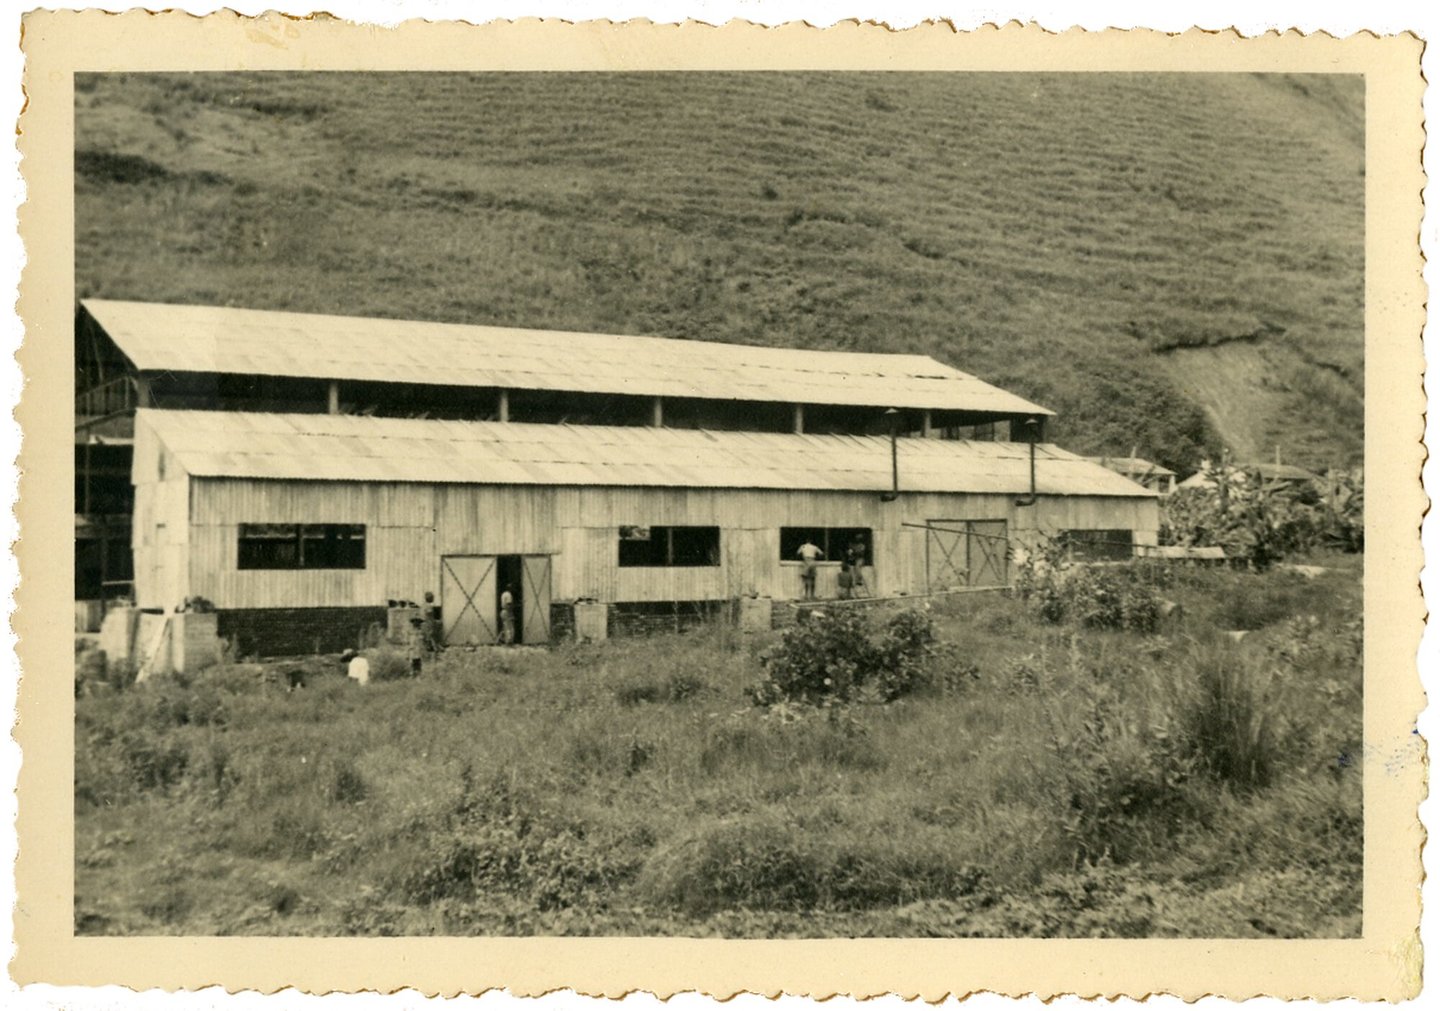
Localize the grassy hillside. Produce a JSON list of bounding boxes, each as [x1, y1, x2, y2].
[[74, 72, 1365, 472]]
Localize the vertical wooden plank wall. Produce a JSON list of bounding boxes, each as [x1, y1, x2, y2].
[[130, 421, 191, 610], [179, 477, 1158, 609]]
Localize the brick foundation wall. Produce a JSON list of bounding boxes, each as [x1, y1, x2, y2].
[[608, 600, 736, 638], [773, 594, 934, 630], [217, 606, 388, 658], [549, 602, 576, 642]]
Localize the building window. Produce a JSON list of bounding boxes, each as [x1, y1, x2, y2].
[[1060, 529, 1134, 562], [617, 525, 720, 567], [238, 523, 366, 570], [779, 527, 873, 564]]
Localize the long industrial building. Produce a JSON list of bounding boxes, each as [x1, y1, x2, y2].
[[77, 300, 1158, 654]]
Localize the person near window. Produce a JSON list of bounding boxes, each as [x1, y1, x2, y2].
[[846, 534, 870, 597], [795, 540, 824, 600]]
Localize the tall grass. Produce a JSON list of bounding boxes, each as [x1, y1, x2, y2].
[[74, 563, 1362, 937]]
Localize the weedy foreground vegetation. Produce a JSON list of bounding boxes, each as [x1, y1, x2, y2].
[[76, 559, 1361, 937]]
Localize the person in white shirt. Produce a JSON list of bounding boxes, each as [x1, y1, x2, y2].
[[796, 541, 824, 600], [341, 648, 370, 686], [499, 585, 516, 645]]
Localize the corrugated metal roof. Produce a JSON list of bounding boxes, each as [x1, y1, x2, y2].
[[137, 409, 1153, 498], [1177, 462, 1319, 489], [85, 299, 1053, 417], [1086, 456, 1177, 477]]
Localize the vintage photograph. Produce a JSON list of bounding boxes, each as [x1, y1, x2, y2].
[[66, 66, 1372, 941]]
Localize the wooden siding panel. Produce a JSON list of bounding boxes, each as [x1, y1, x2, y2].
[[435, 485, 558, 555], [192, 479, 385, 525], [613, 565, 725, 603], [190, 523, 434, 609], [175, 477, 1158, 610], [555, 527, 617, 601], [132, 476, 190, 609]]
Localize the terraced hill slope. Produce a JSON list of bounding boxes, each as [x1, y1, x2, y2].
[[74, 72, 1365, 472]]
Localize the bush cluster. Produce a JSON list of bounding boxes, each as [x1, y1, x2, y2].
[[1017, 554, 1164, 633], [1160, 464, 1363, 567], [748, 606, 937, 707]]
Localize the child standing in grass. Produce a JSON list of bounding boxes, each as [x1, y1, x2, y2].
[[422, 591, 443, 654], [406, 616, 425, 676]]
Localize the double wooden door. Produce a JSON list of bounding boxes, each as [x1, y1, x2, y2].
[[440, 554, 552, 645]]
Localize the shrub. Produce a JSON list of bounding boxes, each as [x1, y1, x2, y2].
[[750, 608, 873, 706], [1019, 554, 1164, 634], [1049, 691, 1201, 865], [329, 759, 369, 805], [118, 731, 190, 793], [748, 606, 937, 707], [1182, 640, 1282, 791], [871, 609, 938, 701], [364, 646, 412, 682]]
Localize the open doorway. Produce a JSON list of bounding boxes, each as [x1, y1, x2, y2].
[[496, 555, 524, 644]]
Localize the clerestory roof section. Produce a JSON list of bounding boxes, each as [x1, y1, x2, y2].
[[83, 300, 1053, 417], [136, 410, 1151, 498]]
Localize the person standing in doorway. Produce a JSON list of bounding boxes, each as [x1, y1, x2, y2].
[[499, 583, 516, 645], [795, 539, 824, 600]]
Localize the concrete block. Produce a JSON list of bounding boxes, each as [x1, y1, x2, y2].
[[98, 606, 139, 675], [574, 602, 608, 642], [75, 600, 104, 634], [134, 611, 174, 681], [738, 596, 773, 633], [387, 606, 421, 644], [173, 611, 222, 673]]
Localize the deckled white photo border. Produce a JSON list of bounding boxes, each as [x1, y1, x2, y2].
[[6, 6, 1430, 1004]]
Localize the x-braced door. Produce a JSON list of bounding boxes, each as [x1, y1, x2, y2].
[[521, 555, 552, 644], [925, 521, 969, 591], [924, 520, 1009, 591], [967, 520, 1008, 587], [441, 555, 497, 646]]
